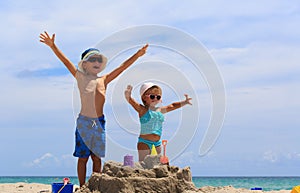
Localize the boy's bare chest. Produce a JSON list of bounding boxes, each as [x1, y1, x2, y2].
[[80, 77, 106, 95]]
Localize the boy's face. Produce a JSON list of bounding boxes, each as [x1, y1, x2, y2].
[[82, 56, 105, 75], [143, 87, 162, 107]]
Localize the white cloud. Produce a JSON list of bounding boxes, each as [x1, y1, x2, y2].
[[27, 153, 59, 168], [263, 151, 278, 163], [286, 152, 300, 160], [25, 153, 75, 169], [211, 42, 300, 86], [263, 150, 300, 164]]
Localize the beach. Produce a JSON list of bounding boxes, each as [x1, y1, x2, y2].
[[0, 158, 296, 193], [0, 182, 51, 193], [0, 182, 80, 193], [0, 182, 291, 193], [0, 157, 296, 193]]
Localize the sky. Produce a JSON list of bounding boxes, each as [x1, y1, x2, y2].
[[0, 0, 299, 177]]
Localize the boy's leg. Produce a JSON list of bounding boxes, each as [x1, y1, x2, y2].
[[91, 154, 102, 173], [77, 157, 89, 187]]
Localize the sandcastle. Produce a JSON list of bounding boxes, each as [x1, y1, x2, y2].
[[75, 155, 201, 193]]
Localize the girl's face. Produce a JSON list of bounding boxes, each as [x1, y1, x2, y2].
[[143, 87, 162, 107], [82, 56, 105, 75]]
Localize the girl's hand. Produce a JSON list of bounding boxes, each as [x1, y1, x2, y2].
[[183, 94, 192, 105], [125, 85, 133, 101], [39, 31, 55, 48], [136, 44, 148, 57]]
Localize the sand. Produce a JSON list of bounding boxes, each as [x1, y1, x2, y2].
[[0, 182, 80, 193], [73, 155, 291, 193], [0, 156, 291, 193], [0, 182, 51, 193], [0, 182, 291, 193]]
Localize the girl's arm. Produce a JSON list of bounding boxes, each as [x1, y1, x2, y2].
[[125, 85, 147, 117], [39, 31, 77, 77], [104, 44, 148, 85], [160, 94, 192, 113]]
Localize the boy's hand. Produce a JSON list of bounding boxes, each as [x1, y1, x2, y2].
[[125, 85, 133, 101], [39, 31, 55, 48], [136, 44, 148, 57], [183, 94, 192, 105]]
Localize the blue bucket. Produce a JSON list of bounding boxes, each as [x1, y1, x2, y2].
[[51, 182, 73, 193]]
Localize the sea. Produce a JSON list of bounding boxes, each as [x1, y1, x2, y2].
[[1, 176, 300, 191]]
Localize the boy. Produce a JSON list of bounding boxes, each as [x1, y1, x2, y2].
[[40, 31, 148, 186]]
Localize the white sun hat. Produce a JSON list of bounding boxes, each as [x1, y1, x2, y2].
[[77, 48, 107, 73], [140, 82, 157, 96]]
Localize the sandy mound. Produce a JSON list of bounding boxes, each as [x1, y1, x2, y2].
[[76, 155, 201, 193], [74, 155, 291, 193]]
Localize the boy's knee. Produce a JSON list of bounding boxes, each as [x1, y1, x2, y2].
[[78, 157, 89, 164]]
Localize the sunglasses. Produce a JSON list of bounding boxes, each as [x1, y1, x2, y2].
[[147, 94, 161, 100], [86, 56, 103, 63]]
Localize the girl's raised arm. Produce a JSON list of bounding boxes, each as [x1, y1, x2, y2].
[[160, 94, 192, 113], [39, 31, 77, 77], [125, 85, 147, 117]]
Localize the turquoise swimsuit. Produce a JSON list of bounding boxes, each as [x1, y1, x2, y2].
[[138, 110, 164, 149]]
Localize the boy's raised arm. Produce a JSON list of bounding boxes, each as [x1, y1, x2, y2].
[[39, 31, 77, 77], [105, 44, 148, 85]]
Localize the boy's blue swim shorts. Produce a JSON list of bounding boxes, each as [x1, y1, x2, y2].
[[73, 114, 106, 158]]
